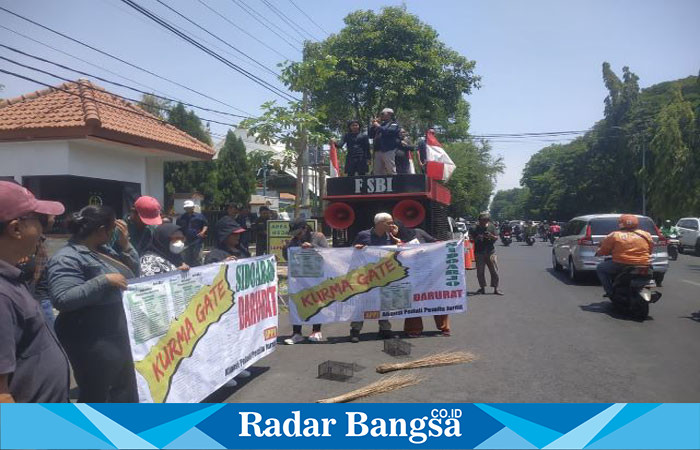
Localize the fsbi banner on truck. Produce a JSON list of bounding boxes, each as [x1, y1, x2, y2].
[[288, 240, 467, 325], [122, 255, 278, 403]]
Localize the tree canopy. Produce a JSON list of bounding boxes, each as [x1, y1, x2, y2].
[[515, 66, 699, 222], [281, 6, 479, 138]]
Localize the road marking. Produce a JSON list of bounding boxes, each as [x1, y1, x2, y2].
[[681, 279, 700, 287]]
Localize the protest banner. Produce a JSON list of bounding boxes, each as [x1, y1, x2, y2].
[[122, 255, 278, 403], [267, 219, 317, 263], [287, 240, 466, 324]]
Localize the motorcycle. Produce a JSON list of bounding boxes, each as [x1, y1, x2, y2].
[[501, 232, 512, 246], [609, 264, 662, 320], [514, 230, 523, 242], [525, 235, 535, 246], [666, 233, 679, 261], [548, 231, 559, 244]]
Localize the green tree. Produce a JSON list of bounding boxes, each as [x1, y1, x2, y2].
[[137, 93, 172, 120], [240, 101, 329, 211], [490, 188, 529, 221], [281, 6, 479, 137], [215, 131, 256, 207], [444, 140, 504, 219], [167, 102, 212, 145]]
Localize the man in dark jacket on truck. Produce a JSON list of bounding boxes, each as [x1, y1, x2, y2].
[[337, 120, 371, 176], [370, 108, 401, 175]]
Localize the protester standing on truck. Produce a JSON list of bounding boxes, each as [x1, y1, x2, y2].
[[336, 120, 371, 176], [370, 108, 401, 175]]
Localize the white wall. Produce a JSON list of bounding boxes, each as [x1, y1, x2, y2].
[[0, 141, 70, 176]]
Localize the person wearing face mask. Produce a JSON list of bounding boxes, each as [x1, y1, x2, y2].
[[47, 205, 140, 403], [139, 224, 190, 277], [0, 181, 69, 403]]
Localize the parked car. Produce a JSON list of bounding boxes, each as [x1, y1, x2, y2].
[[552, 214, 668, 285], [675, 217, 700, 255]]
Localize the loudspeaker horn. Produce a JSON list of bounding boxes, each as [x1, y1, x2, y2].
[[324, 202, 355, 229], [392, 199, 426, 228]]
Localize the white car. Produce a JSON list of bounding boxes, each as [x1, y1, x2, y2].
[[676, 217, 700, 255]]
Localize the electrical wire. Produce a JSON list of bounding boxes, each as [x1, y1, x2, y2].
[[0, 5, 251, 116], [121, 0, 298, 102], [287, 0, 329, 36], [195, 0, 292, 61], [152, 0, 280, 79], [259, 0, 318, 42], [0, 46, 252, 118], [229, 0, 302, 49]]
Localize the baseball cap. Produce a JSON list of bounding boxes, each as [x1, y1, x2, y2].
[[183, 200, 195, 208], [134, 196, 162, 226], [0, 181, 65, 222]]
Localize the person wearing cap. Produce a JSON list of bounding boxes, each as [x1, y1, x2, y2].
[[336, 120, 371, 176], [370, 108, 401, 175], [282, 218, 328, 344], [0, 181, 70, 403], [205, 216, 251, 264], [127, 196, 162, 256], [595, 214, 653, 298], [350, 212, 397, 342], [47, 205, 140, 402], [176, 200, 208, 266], [139, 224, 190, 277], [469, 212, 503, 295]]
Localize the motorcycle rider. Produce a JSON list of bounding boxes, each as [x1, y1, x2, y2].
[[660, 220, 678, 238], [524, 221, 537, 241], [595, 214, 653, 298], [499, 221, 513, 238]]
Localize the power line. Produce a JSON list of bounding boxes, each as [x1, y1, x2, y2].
[[229, 0, 303, 49], [259, 0, 318, 42], [195, 0, 292, 61], [0, 68, 242, 137], [287, 0, 329, 36], [152, 0, 280, 79], [122, 0, 298, 102], [0, 45, 251, 118], [0, 5, 251, 116]]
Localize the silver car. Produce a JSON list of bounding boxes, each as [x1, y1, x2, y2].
[[552, 214, 669, 285], [676, 217, 700, 255]]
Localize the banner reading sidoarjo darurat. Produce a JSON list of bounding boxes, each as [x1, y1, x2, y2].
[[287, 240, 467, 325], [122, 255, 278, 403]]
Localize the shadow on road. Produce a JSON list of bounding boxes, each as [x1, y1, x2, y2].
[[684, 311, 700, 322], [204, 366, 271, 402], [579, 301, 653, 322], [546, 267, 598, 286]]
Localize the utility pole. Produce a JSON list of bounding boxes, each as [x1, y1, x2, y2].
[[642, 140, 646, 216]]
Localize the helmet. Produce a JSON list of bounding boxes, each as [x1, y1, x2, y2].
[[619, 214, 639, 230]]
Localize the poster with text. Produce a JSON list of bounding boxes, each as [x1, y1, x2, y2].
[[267, 219, 317, 263], [122, 255, 278, 403], [288, 240, 466, 325]]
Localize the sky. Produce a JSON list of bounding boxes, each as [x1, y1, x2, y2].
[[1, 0, 698, 191]]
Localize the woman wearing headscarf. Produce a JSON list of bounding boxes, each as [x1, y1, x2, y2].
[[139, 223, 189, 276], [47, 205, 140, 402], [204, 216, 250, 264]]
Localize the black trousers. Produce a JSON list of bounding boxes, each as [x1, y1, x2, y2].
[[56, 312, 138, 403], [395, 149, 411, 174], [292, 324, 322, 334], [345, 157, 368, 176]]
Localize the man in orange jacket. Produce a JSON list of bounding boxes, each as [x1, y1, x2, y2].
[[595, 214, 654, 297]]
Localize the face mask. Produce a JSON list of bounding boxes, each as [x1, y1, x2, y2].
[[169, 240, 186, 254]]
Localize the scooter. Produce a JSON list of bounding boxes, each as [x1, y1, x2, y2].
[[548, 231, 559, 244], [667, 234, 679, 261], [525, 235, 535, 246], [501, 232, 512, 246], [514, 230, 523, 242], [609, 265, 662, 320]]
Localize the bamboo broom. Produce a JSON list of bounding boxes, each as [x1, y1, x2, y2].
[[376, 351, 477, 374], [317, 374, 422, 403]]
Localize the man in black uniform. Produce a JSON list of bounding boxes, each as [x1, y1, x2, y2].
[[337, 120, 371, 176]]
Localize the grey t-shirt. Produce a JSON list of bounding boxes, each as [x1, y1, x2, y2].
[[0, 259, 69, 402]]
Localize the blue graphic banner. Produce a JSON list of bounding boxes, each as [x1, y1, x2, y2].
[[1, 403, 699, 449]]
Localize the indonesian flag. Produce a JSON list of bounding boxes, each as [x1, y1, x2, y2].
[[329, 140, 340, 177], [425, 129, 456, 181]]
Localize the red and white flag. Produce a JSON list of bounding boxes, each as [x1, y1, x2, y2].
[[424, 129, 456, 181], [329, 140, 341, 177]]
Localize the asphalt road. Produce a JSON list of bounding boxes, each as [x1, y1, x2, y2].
[[218, 241, 700, 403]]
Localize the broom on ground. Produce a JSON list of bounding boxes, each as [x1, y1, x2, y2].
[[376, 351, 477, 374], [317, 374, 422, 403]]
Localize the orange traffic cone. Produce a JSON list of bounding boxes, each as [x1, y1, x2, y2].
[[465, 240, 475, 270]]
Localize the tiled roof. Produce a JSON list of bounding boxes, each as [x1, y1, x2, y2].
[[0, 80, 213, 158]]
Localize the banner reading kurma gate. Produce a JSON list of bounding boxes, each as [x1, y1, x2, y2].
[[122, 255, 278, 403], [288, 240, 466, 325]]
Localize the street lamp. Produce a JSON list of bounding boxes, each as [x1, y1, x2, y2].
[[256, 163, 276, 197]]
